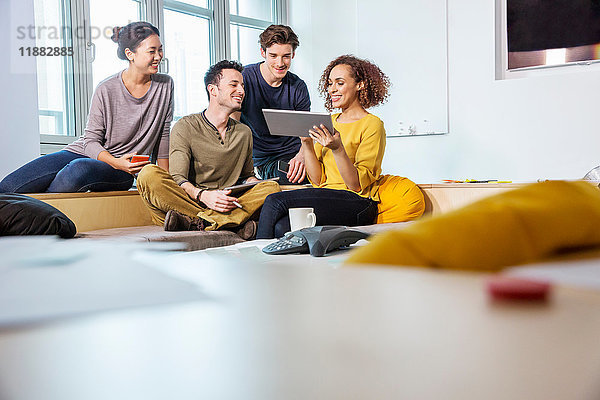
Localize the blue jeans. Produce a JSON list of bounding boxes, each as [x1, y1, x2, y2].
[[0, 150, 134, 193], [256, 188, 378, 239]]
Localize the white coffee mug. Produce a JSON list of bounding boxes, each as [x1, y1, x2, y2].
[[289, 207, 317, 232]]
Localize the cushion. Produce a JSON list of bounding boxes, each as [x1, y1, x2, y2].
[[376, 175, 425, 223], [0, 193, 77, 238], [346, 181, 600, 271]]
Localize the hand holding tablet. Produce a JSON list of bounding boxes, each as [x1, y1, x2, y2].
[[307, 122, 343, 151]]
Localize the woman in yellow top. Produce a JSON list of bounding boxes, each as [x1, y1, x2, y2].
[[256, 55, 390, 238]]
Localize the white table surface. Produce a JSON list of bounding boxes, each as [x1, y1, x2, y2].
[[1, 242, 600, 400]]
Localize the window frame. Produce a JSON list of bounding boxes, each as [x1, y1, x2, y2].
[[34, 0, 79, 152], [38, 0, 287, 149]]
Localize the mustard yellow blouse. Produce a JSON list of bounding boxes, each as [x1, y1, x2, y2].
[[311, 113, 386, 201]]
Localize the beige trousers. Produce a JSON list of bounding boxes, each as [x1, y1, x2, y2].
[[136, 164, 281, 230]]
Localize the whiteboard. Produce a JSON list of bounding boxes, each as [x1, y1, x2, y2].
[[356, 0, 448, 136]]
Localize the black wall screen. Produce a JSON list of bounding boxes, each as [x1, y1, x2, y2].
[[508, 0, 600, 52]]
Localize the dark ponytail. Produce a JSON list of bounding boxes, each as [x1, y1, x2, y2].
[[111, 22, 160, 61]]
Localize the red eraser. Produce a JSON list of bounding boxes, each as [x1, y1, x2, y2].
[[486, 276, 552, 301]]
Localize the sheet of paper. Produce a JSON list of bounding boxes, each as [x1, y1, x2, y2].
[[0, 237, 205, 328]]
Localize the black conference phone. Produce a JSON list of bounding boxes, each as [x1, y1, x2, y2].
[[262, 226, 370, 257]]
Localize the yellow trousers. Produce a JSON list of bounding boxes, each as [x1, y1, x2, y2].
[[136, 164, 281, 230]]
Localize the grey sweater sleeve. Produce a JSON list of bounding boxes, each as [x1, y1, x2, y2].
[[82, 88, 108, 160], [157, 78, 174, 159], [68, 73, 175, 161]]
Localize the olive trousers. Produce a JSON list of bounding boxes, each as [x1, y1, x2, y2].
[[136, 164, 281, 230]]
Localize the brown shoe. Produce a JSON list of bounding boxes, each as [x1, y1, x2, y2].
[[234, 220, 257, 240], [164, 210, 206, 231]]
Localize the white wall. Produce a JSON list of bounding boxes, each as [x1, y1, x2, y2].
[[289, 0, 357, 113], [290, 0, 600, 183], [0, 0, 40, 179]]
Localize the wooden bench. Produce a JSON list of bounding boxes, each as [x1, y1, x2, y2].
[[30, 183, 525, 233], [419, 183, 525, 215], [30, 190, 153, 232]]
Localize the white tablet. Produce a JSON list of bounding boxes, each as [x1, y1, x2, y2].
[[262, 109, 334, 137]]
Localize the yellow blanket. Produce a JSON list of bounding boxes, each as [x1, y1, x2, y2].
[[346, 181, 600, 271]]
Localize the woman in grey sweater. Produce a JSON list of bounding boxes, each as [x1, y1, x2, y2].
[[0, 22, 173, 193]]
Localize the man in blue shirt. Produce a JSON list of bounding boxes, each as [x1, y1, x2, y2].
[[234, 25, 311, 184]]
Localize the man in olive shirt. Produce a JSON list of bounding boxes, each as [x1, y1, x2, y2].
[[137, 60, 280, 236]]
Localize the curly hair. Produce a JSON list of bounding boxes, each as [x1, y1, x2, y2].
[[318, 55, 391, 112]]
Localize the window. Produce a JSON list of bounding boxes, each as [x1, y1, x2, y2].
[[33, 0, 75, 140], [230, 24, 264, 65], [88, 0, 142, 90], [230, 0, 276, 64], [163, 0, 280, 118], [163, 1, 212, 119], [230, 0, 272, 20], [34, 0, 286, 146]]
